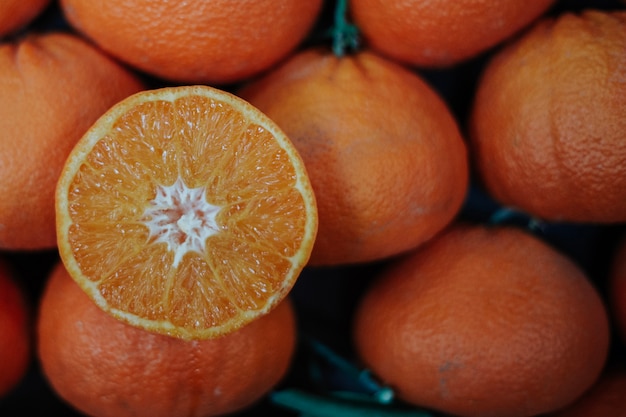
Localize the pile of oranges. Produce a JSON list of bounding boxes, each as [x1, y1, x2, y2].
[[1, 0, 626, 416]]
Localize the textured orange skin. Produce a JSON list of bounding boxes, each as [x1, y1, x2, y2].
[[0, 33, 144, 250], [239, 49, 468, 266], [470, 11, 626, 223], [353, 224, 610, 417], [60, 0, 322, 84], [349, 0, 557, 68], [0, 259, 30, 397], [38, 262, 296, 417], [0, 0, 50, 37], [549, 371, 626, 417]]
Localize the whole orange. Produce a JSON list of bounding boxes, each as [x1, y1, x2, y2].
[[353, 224, 610, 417], [548, 370, 626, 417], [608, 233, 626, 343], [0, 0, 50, 37], [469, 11, 626, 223], [349, 0, 557, 68], [37, 262, 297, 417], [0, 259, 30, 397], [59, 0, 323, 84], [239, 48, 468, 266], [0, 32, 144, 250]]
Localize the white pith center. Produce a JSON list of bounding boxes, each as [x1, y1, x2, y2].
[[142, 177, 221, 268]]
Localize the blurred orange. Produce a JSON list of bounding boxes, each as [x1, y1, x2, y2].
[[0, 259, 30, 397], [0, 0, 51, 37]]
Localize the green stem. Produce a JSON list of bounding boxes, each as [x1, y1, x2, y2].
[[271, 389, 433, 417], [488, 207, 544, 232], [330, 0, 360, 56], [303, 335, 394, 404]]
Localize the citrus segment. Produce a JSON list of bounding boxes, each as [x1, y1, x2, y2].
[[56, 85, 317, 340]]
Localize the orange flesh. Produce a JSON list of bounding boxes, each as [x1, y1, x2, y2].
[[59, 90, 315, 339]]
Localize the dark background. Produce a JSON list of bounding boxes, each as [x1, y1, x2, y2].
[[1, 0, 626, 416]]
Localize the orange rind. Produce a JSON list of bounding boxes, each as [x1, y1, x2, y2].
[[56, 85, 317, 340]]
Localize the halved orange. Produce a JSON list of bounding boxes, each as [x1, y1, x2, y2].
[[55, 85, 317, 340]]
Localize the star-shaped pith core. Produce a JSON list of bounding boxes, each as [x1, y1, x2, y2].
[[142, 177, 221, 267]]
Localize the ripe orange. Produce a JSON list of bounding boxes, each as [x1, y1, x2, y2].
[[348, 0, 557, 68], [0, 0, 51, 37], [469, 10, 626, 223], [38, 261, 296, 417], [608, 233, 626, 343], [0, 32, 144, 250], [59, 0, 323, 84], [0, 259, 30, 397], [55, 85, 317, 340], [548, 370, 626, 417], [239, 48, 468, 266], [353, 224, 610, 417]]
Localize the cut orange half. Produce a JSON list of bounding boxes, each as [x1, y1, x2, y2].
[[55, 85, 317, 340]]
